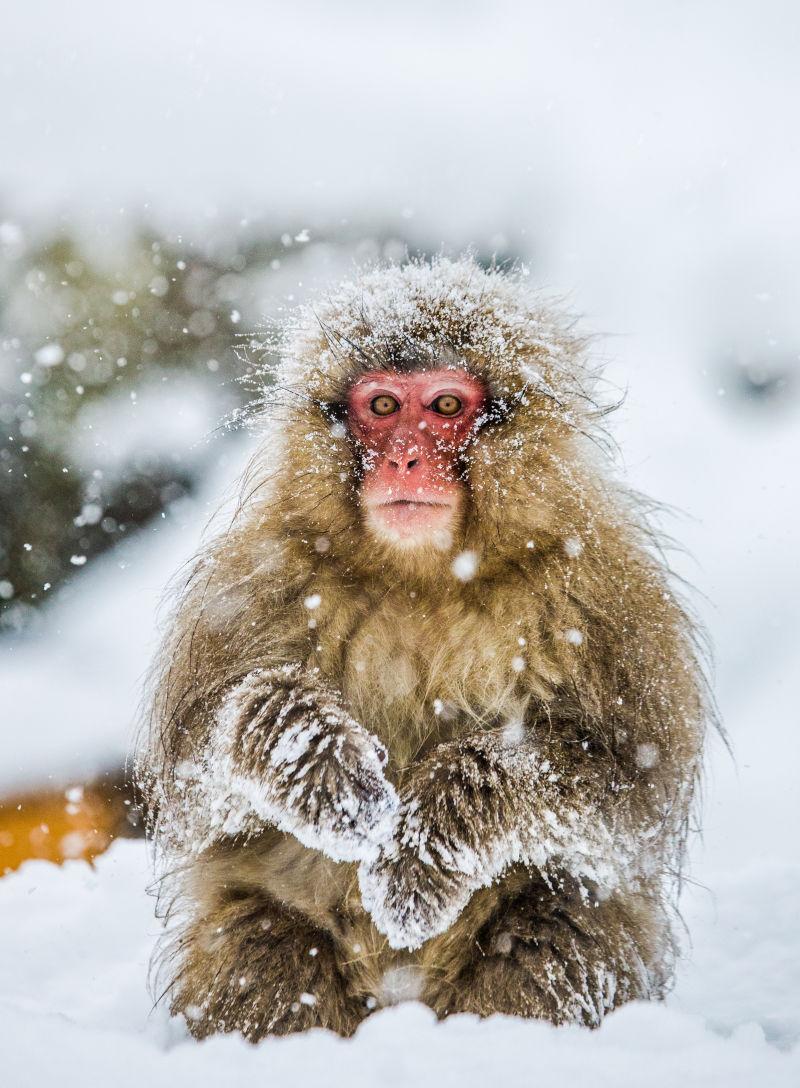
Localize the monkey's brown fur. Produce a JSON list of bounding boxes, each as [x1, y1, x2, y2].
[[136, 257, 707, 1041]]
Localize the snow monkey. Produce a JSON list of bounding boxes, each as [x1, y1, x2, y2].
[[136, 257, 708, 1041]]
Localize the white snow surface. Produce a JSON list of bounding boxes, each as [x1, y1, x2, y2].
[[0, 841, 797, 1087]]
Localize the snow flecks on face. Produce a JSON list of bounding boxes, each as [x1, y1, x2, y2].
[[564, 627, 584, 646], [564, 536, 583, 558], [313, 536, 330, 554], [519, 362, 564, 406], [451, 550, 479, 582], [303, 593, 322, 610], [511, 655, 526, 673], [256, 258, 593, 467], [520, 364, 544, 385]]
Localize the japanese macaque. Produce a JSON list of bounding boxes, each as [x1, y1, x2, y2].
[[136, 257, 708, 1041]]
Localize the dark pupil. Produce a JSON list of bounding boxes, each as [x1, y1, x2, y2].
[[371, 395, 398, 415], [434, 395, 461, 415]]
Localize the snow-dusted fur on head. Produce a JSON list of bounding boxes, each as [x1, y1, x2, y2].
[[137, 255, 708, 1042], [262, 256, 607, 580]]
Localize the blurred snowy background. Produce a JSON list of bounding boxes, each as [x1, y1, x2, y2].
[[1, 1, 798, 1084]]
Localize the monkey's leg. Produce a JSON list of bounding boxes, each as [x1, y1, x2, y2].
[[424, 875, 669, 1027], [168, 891, 367, 1041]]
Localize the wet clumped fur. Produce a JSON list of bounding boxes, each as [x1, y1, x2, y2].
[[136, 256, 709, 1040]]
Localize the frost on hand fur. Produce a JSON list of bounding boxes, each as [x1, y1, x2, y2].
[[358, 729, 640, 950], [154, 665, 398, 864]]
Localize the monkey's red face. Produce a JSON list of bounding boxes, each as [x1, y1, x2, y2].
[[347, 369, 486, 549]]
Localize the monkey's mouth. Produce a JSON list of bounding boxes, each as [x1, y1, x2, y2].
[[379, 499, 451, 509], [366, 497, 457, 547]]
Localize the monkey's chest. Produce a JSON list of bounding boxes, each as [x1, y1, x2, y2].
[[336, 601, 534, 766]]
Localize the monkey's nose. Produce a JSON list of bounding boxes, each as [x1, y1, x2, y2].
[[388, 454, 420, 472]]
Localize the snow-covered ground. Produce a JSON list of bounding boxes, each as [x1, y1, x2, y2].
[[0, 840, 796, 1088], [2, 1, 799, 1083]]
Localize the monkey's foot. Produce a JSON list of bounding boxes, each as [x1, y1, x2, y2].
[[172, 891, 368, 1040], [424, 880, 661, 1026]]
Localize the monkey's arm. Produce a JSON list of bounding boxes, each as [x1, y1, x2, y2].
[[358, 726, 664, 950], [153, 664, 398, 864]]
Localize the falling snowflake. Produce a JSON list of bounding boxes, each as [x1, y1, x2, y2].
[[636, 743, 660, 769], [564, 536, 583, 558], [451, 550, 478, 581], [35, 343, 64, 367]]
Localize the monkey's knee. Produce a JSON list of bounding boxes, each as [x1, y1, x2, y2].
[[167, 892, 366, 1041], [426, 880, 668, 1027]]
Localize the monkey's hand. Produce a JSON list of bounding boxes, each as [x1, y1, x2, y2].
[[212, 666, 399, 863], [358, 737, 520, 948], [357, 793, 474, 950], [359, 730, 635, 949]]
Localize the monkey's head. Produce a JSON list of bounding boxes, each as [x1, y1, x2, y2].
[[260, 257, 605, 581]]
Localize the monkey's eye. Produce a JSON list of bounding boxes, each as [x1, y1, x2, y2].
[[430, 394, 462, 417], [370, 394, 400, 416]]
